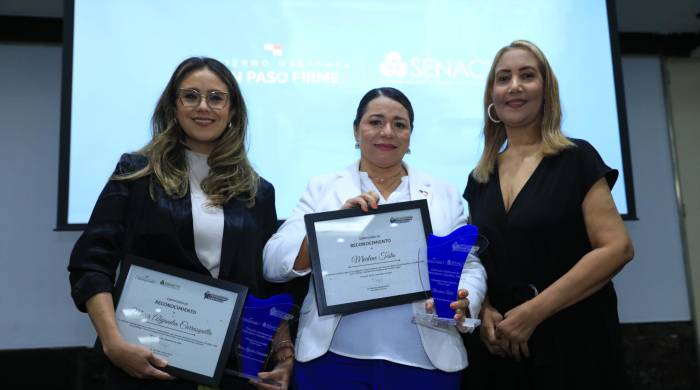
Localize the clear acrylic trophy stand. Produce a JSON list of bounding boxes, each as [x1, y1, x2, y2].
[[412, 225, 488, 332]]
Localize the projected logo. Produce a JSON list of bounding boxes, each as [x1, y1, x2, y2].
[[379, 51, 488, 83], [263, 43, 284, 57], [380, 52, 408, 78], [224, 43, 349, 86]]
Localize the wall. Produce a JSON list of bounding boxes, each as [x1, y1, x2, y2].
[[615, 56, 691, 322], [666, 58, 700, 340], [0, 43, 90, 348]]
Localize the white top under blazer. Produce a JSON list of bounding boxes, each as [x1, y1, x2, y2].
[[187, 150, 223, 278], [329, 173, 433, 369], [262, 161, 487, 372]]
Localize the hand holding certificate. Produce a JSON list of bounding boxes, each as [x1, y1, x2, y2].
[[305, 199, 433, 316], [112, 255, 247, 387]]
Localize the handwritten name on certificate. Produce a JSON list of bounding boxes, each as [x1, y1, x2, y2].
[[314, 207, 429, 307], [115, 265, 239, 377]]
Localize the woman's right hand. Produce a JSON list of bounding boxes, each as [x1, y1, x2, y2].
[[479, 300, 506, 357], [292, 191, 379, 271], [103, 338, 174, 380], [342, 191, 380, 211], [86, 293, 174, 380]]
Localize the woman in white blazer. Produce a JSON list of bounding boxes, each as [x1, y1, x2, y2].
[[263, 87, 487, 389]]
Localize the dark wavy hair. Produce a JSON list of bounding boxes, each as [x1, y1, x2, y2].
[[114, 57, 259, 207]]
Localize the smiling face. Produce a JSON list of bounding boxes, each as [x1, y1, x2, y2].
[[354, 96, 412, 170], [490, 48, 544, 132], [175, 68, 233, 154]]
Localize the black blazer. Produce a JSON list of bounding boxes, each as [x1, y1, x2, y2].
[[68, 153, 278, 390]]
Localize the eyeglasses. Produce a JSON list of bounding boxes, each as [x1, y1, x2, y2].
[[176, 88, 229, 110]]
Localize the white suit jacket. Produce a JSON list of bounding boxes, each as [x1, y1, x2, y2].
[[263, 162, 486, 372]]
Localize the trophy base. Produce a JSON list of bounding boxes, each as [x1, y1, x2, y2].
[[412, 313, 481, 331], [224, 368, 283, 388]]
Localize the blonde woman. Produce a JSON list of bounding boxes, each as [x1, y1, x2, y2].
[[463, 41, 634, 389], [68, 57, 290, 390]]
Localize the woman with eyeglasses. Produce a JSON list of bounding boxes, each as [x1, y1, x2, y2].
[[68, 57, 291, 390], [462, 40, 634, 389]]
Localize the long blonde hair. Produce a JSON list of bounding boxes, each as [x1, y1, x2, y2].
[[472, 40, 573, 183], [114, 57, 259, 207]]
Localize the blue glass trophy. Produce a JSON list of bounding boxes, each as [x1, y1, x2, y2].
[[225, 293, 298, 386], [413, 224, 486, 330]]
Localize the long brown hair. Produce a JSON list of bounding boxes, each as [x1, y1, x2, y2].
[[114, 57, 259, 207], [472, 40, 573, 183]]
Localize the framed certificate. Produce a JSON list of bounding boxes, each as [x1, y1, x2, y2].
[[112, 255, 248, 387], [305, 199, 433, 316]]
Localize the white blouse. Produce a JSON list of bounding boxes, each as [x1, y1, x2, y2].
[[186, 150, 224, 278]]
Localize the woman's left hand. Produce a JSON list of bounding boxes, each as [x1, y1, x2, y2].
[[495, 302, 543, 361], [450, 289, 470, 321], [251, 359, 293, 390], [424, 289, 470, 321]]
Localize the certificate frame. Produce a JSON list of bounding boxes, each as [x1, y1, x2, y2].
[[304, 199, 433, 316], [112, 254, 248, 387]]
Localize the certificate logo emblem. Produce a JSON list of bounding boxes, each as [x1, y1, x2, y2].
[[136, 275, 156, 284], [160, 279, 180, 290], [204, 291, 229, 303], [389, 215, 413, 224]]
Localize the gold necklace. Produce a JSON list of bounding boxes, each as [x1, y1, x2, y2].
[[367, 171, 404, 183]]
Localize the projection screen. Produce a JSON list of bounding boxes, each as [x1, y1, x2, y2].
[[58, 0, 634, 227]]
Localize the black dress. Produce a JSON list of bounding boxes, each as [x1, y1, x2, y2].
[[462, 139, 627, 390]]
